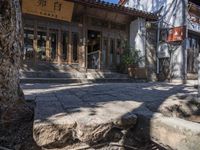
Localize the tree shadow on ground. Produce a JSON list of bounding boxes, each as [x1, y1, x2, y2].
[[21, 81, 198, 149]]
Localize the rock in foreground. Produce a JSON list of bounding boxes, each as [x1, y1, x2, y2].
[[33, 99, 138, 149]]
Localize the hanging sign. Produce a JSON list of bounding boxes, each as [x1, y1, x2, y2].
[[158, 43, 170, 58], [167, 26, 186, 42], [22, 0, 74, 22]]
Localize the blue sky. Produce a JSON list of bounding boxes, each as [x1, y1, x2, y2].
[[104, 0, 118, 3]]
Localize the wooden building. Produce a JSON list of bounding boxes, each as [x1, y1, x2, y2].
[[21, 0, 156, 70]]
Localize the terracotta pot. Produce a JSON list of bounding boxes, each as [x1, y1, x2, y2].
[[128, 67, 135, 78], [128, 66, 147, 79]]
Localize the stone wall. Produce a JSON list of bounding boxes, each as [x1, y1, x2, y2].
[[129, 18, 146, 68], [146, 28, 157, 81]]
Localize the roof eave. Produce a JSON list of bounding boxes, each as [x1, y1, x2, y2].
[[65, 0, 158, 20]]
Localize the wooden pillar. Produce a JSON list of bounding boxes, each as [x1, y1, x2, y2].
[[107, 37, 110, 67], [113, 38, 117, 66], [78, 24, 82, 67], [57, 29, 62, 64], [106, 23, 111, 67], [80, 15, 87, 69], [100, 36, 104, 69], [33, 21, 37, 63], [99, 31, 102, 70], [46, 27, 50, 61], [68, 25, 72, 64]]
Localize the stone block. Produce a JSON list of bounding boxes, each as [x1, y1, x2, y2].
[[151, 117, 200, 150]]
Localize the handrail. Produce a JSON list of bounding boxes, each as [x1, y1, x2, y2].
[[88, 50, 100, 56]]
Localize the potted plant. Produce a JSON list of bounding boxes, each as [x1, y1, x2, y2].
[[120, 46, 145, 78]]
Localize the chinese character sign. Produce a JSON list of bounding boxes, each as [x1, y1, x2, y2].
[[167, 26, 186, 42], [37, 0, 47, 7], [22, 0, 74, 22]]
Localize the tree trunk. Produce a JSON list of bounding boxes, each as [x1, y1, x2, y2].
[[198, 53, 200, 97], [0, 0, 32, 126]]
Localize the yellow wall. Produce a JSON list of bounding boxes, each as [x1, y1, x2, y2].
[[22, 0, 74, 22]]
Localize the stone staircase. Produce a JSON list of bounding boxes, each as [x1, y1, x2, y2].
[[20, 62, 143, 83]]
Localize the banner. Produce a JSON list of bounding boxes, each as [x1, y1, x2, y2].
[[22, 0, 74, 22]]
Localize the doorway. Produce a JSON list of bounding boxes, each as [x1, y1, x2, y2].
[[87, 30, 101, 69]]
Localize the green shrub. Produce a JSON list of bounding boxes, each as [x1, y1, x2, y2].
[[121, 45, 143, 66]]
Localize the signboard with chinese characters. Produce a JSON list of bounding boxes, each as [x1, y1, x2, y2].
[[167, 26, 186, 42], [22, 0, 74, 22]]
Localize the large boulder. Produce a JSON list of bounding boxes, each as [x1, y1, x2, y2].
[[33, 99, 138, 148]]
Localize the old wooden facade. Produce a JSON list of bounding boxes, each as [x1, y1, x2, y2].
[[22, 0, 156, 70]]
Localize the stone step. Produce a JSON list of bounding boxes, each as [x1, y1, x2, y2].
[[20, 71, 128, 79], [20, 71, 86, 78], [20, 78, 85, 84], [20, 69, 129, 79], [86, 72, 129, 79], [21, 61, 79, 72], [20, 78, 146, 84]]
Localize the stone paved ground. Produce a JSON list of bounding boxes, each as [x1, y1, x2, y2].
[[22, 82, 197, 105], [22, 82, 198, 118], [21, 82, 200, 150]]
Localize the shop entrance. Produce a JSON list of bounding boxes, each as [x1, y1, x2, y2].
[[87, 30, 101, 69]]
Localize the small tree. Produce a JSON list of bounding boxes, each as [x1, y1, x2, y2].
[[120, 44, 144, 73], [120, 43, 144, 73]]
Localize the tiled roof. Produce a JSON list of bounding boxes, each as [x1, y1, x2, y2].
[[67, 0, 158, 20], [189, 0, 200, 6]]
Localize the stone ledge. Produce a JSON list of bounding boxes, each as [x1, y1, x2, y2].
[[151, 117, 200, 150]]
